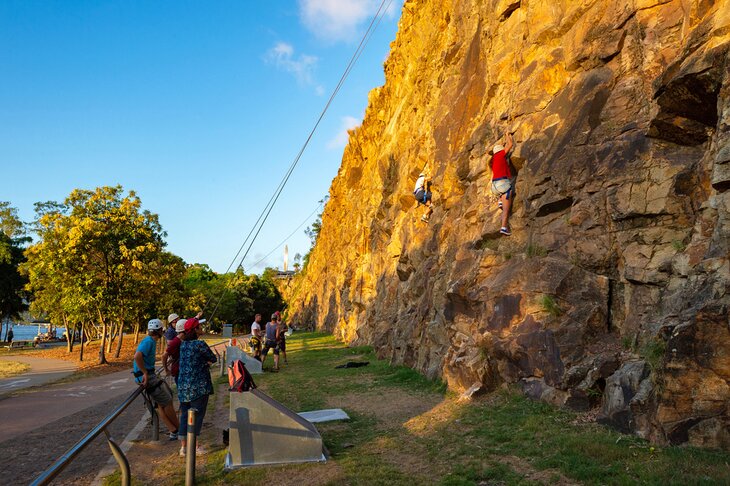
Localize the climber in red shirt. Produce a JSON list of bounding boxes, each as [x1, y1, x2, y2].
[[490, 132, 514, 236]]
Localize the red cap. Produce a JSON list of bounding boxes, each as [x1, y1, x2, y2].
[[184, 318, 199, 333]]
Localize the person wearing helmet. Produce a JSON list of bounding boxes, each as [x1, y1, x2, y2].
[[164, 313, 181, 342], [490, 132, 515, 236], [261, 313, 281, 371], [133, 318, 180, 440], [163, 318, 187, 386], [413, 168, 434, 222]]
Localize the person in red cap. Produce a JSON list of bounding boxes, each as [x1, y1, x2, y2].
[[176, 317, 217, 456]]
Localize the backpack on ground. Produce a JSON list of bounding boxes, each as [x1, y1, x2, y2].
[[228, 359, 257, 392]]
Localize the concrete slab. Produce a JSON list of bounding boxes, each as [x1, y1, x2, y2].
[[226, 389, 325, 468], [226, 346, 262, 374], [298, 408, 350, 423]]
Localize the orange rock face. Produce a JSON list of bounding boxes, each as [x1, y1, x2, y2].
[[287, 0, 730, 448]]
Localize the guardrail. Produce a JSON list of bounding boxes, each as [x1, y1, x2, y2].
[[31, 373, 163, 486]]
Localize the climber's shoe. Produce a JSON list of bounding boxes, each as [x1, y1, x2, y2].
[[499, 227, 511, 236], [421, 215, 430, 223]]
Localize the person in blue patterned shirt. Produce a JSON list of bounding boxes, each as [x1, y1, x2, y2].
[[177, 317, 217, 456]]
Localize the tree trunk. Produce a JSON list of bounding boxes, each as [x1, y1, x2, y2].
[[79, 323, 86, 362], [106, 320, 115, 354], [63, 315, 74, 353], [133, 321, 140, 344], [114, 321, 124, 358], [98, 310, 108, 365]]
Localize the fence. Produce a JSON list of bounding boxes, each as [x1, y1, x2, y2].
[[31, 374, 162, 486]]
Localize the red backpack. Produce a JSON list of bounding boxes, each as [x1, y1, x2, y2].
[[228, 359, 257, 392]]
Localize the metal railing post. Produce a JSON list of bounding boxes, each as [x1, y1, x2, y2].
[[104, 429, 130, 486], [220, 349, 226, 377], [185, 409, 197, 486]]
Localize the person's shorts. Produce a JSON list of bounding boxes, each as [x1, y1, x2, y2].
[[145, 373, 172, 407], [249, 336, 262, 353], [491, 178, 513, 199], [278, 339, 286, 352], [414, 188, 432, 204], [262, 339, 279, 356]]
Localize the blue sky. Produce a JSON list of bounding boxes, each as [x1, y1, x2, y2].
[[0, 0, 402, 273]]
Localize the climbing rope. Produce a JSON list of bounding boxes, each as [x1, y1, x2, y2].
[[245, 201, 325, 272], [204, 0, 395, 322]]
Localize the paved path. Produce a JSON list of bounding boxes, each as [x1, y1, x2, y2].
[[0, 355, 77, 394], [0, 368, 136, 443]]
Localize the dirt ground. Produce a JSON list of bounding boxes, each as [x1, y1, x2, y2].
[[111, 382, 230, 485]]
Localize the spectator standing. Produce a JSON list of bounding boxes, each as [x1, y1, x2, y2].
[[162, 318, 187, 386], [249, 313, 263, 361], [133, 319, 179, 440], [165, 313, 181, 342], [177, 317, 217, 456], [261, 314, 280, 371], [276, 312, 289, 365]]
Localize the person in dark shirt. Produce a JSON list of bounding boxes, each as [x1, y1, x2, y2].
[[163, 319, 187, 386], [261, 313, 281, 371]]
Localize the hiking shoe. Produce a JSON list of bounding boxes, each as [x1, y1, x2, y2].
[[169, 431, 178, 441], [421, 215, 430, 222], [499, 227, 512, 236], [196, 445, 208, 455], [179, 446, 186, 457]]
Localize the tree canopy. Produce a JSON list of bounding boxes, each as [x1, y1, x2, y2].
[[23, 186, 184, 362], [0, 202, 29, 336]]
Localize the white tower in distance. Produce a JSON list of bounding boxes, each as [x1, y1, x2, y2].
[[284, 245, 289, 272]]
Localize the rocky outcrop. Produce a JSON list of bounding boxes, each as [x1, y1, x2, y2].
[[287, 0, 730, 449]]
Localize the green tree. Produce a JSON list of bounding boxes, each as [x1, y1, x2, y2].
[[24, 186, 172, 363], [0, 202, 29, 340], [181, 266, 285, 333]]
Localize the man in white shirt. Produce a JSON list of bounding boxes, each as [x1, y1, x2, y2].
[[249, 313, 263, 360]]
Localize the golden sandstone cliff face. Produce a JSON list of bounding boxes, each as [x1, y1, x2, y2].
[[287, 0, 730, 448]]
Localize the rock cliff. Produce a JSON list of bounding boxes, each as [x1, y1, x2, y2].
[[287, 0, 730, 449]]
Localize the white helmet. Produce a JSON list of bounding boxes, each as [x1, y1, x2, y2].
[[148, 319, 163, 331]]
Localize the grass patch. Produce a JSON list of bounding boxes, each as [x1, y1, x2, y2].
[[476, 238, 499, 251], [181, 332, 730, 485], [0, 360, 30, 378], [539, 294, 562, 317], [525, 243, 548, 258], [640, 338, 666, 372], [672, 239, 686, 252]]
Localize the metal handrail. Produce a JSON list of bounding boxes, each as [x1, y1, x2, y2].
[[31, 368, 164, 486], [31, 386, 144, 486]]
